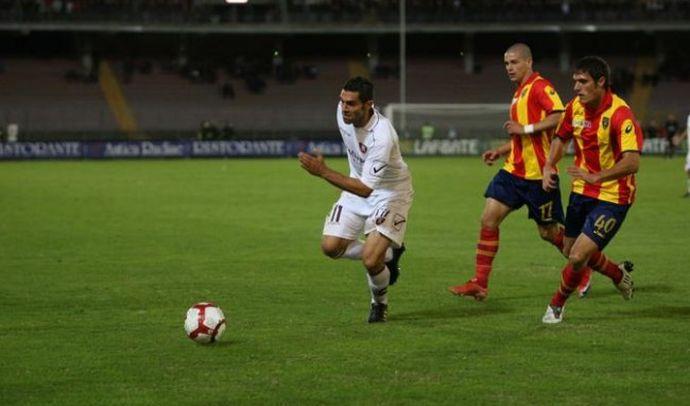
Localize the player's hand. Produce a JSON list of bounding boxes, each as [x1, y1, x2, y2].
[[503, 120, 524, 135], [542, 164, 558, 191], [567, 165, 599, 184], [298, 151, 327, 177], [482, 149, 500, 166]]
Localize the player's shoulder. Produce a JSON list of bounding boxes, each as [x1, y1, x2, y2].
[[566, 96, 582, 111], [610, 101, 638, 130], [610, 95, 635, 119], [368, 112, 398, 145], [610, 94, 632, 111], [531, 76, 558, 93], [533, 75, 552, 86], [369, 110, 393, 134]]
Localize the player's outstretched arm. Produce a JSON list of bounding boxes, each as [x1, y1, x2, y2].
[[543, 137, 565, 191], [298, 151, 373, 198], [567, 151, 640, 184], [503, 111, 563, 135]]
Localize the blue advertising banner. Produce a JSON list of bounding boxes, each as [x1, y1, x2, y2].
[[0, 140, 347, 160], [0, 138, 680, 160], [0, 142, 82, 159]]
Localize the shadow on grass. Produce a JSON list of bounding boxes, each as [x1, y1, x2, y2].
[[391, 301, 514, 322], [575, 283, 675, 300], [579, 304, 690, 322], [204, 339, 240, 347], [620, 305, 690, 319], [631, 284, 674, 294]]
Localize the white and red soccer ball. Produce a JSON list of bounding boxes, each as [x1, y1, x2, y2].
[[184, 302, 226, 344]]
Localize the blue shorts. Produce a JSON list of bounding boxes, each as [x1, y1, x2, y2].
[[484, 169, 564, 225], [564, 193, 630, 250]]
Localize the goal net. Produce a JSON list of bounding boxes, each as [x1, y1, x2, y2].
[[383, 103, 510, 141]]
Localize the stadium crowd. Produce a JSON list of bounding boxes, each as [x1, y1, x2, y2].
[[2, 0, 690, 23]]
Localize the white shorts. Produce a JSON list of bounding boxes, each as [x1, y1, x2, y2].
[[322, 192, 413, 248]]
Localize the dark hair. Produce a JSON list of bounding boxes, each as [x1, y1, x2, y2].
[[575, 56, 611, 89], [342, 76, 374, 103]]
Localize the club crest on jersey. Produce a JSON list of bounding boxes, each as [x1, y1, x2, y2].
[[602, 117, 609, 129], [521, 88, 528, 98], [359, 142, 368, 154]]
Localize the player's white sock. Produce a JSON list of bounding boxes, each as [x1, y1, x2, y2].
[[367, 266, 390, 304], [342, 240, 364, 260], [342, 241, 393, 262]]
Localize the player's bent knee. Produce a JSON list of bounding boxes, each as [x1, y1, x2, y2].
[[480, 216, 500, 230], [321, 240, 344, 259], [568, 252, 588, 269], [537, 227, 551, 241], [362, 254, 384, 273]]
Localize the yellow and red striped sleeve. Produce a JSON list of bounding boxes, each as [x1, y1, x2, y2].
[[532, 80, 565, 115], [556, 101, 574, 142], [611, 106, 643, 154]]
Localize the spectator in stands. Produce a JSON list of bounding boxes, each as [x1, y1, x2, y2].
[[664, 113, 679, 158], [6, 123, 18, 142], [421, 122, 435, 140], [220, 122, 235, 139], [645, 119, 660, 139], [272, 50, 284, 80], [198, 121, 219, 140], [302, 65, 319, 79]]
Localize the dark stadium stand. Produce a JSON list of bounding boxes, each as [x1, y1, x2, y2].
[[5, 53, 686, 140], [122, 57, 351, 134], [0, 59, 117, 135], [2, 0, 690, 24]]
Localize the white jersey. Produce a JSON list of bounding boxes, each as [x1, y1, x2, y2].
[[336, 104, 413, 200]]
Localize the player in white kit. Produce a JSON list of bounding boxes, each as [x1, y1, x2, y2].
[[298, 77, 414, 323]]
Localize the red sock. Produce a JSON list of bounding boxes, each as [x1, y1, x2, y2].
[[474, 227, 499, 288], [588, 251, 622, 284], [546, 226, 565, 252], [550, 264, 584, 307]]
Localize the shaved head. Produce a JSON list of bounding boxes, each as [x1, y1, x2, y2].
[[504, 43, 534, 84], [506, 43, 532, 60]]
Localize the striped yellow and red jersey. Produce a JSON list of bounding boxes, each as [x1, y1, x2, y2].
[[503, 72, 565, 180], [556, 91, 644, 205]]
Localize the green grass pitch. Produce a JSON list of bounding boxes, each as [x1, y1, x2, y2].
[[1, 156, 689, 404]]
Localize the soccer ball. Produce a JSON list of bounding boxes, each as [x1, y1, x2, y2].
[[184, 302, 227, 344]]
